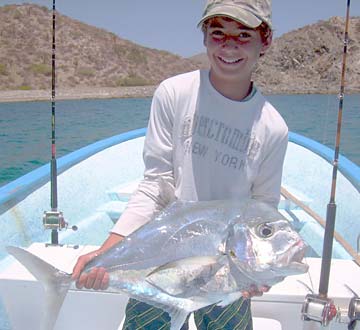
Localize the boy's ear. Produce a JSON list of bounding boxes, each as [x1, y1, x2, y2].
[[203, 32, 208, 47], [261, 30, 273, 54]]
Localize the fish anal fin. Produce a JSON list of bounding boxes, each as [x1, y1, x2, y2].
[[167, 307, 189, 330], [216, 292, 243, 308]]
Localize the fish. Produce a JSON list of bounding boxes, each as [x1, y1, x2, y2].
[[7, 198, 308, 330]]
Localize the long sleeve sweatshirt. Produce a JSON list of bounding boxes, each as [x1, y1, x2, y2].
[[111, 70, 288, 236]]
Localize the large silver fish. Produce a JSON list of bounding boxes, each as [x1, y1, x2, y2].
[[7, 199, 308, 330]]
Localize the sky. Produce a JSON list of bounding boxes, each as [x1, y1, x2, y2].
[[1, 0, 359, 57]]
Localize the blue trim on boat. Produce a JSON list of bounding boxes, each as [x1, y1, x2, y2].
[[0, 128, 146, 215], [289, 132, 360, 192], [0, 128, 358, 215]]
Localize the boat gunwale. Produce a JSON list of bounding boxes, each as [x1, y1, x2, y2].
[[288, 131, 360, 192], [0, 127, 146, 215], [0, 128, 358, 215]]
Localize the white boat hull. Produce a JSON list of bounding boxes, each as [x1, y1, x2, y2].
[[0, 129, 359, 329]]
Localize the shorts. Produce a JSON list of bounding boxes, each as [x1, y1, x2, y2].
[[122, 297, 252, 330]]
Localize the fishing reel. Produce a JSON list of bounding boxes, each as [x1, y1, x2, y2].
[[301, 294, 337, 326], [301, 288, 360, 329], [43, 210, 78, 247], [337, 286, 360, 330], [347, 296, 360, 329], [43, 210, 67, 230], [43, 211, 78, 234]]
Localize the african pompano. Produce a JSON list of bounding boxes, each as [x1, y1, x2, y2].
[[7, 199, 308, 330]]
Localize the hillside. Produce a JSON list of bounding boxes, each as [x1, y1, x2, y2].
[[0, 4, 197, 91], [0, 4, 359, 95]]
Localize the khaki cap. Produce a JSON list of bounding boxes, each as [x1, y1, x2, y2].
[[198, 0, 272, 29]]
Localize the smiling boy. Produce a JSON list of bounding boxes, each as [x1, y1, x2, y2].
[[73, 1, 288, 329], [203, 16, 271, 100]]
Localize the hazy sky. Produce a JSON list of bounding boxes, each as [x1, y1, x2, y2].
[[1, 0, 359, 57]]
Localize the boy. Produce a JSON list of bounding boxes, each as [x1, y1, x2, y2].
[[73, 1, 288, 329]]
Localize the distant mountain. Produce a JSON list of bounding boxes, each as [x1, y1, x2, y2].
[[0, 4, 359, 94], [0, 4, 197, 91]]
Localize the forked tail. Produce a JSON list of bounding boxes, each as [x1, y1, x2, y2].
[[6, 246, 72, 330]]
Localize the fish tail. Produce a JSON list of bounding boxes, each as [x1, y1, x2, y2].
[[6, 246, 72, 330]]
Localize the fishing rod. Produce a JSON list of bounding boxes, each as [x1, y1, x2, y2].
[[43, 0, 76, 245], [50, 0, 57, 214], [318, 0, 352, 299], [302, 0, 360, 327]]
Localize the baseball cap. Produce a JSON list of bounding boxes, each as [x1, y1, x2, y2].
[[198, 0, 272, 30]]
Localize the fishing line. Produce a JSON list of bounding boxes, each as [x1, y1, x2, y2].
[[321, 95, 332, 147], [297, 258, 315, 294], [318, 0, 351, 298], [305, 258, 315, 294]]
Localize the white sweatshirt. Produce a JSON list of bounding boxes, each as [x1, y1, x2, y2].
[[111, 70, 288, 236]]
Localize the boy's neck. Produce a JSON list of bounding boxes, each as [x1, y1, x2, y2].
[[209, 70, 253, 101]]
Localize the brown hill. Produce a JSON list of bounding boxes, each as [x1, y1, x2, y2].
[[0, 4, 197, 91], [0, 4, 359, 94]]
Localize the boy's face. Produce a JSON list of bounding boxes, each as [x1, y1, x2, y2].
[[204, 16, 271, 84]]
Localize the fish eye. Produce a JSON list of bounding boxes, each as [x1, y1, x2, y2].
[[229, 250, 237, 258], [257, 223, 274, 238]]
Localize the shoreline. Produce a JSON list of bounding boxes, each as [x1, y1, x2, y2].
[[0, 86, 359, 103], [0, 86, 158, 103]]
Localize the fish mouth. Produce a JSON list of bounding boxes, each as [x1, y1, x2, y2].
[[288, 260, 309, 273], [293, 241, 307, 261], [287, 241, 309, 274], [273, 240, 308, 275]]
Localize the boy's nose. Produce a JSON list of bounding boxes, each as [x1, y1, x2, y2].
[[222, 36, 239, 48]]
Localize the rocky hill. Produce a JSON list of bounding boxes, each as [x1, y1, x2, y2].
[[0, 4, 197, 91], [191, 16, 360, 94], [0, 4, 359, 95], [259, 16, 360, 93]]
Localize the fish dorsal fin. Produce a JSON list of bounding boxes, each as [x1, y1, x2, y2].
[[146, 255, 226, 298]]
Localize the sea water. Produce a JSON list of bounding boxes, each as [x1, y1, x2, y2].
[[0, 94, 359, 188], [0, 93, 359, 330]]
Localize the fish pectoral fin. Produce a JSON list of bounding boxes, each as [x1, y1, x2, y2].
[[147, 255, 227, 277], [146, 255, 226, 298]]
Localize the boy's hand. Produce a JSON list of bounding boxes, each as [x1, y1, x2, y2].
[[71, 233, 125, 290], [242, 285, 270, 298], [71, 250, 109, 290]]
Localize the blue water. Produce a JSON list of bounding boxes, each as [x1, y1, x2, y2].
[[0, 94, 359, 188]]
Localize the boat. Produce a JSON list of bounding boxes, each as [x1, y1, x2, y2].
[[0, 126, 359, 330], [0, 0, 359, 329]]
